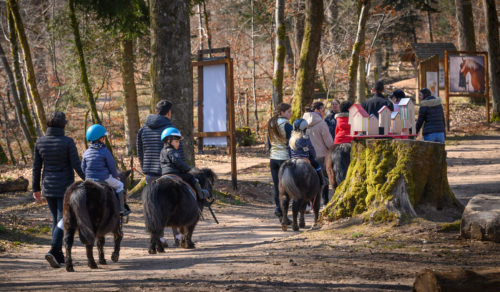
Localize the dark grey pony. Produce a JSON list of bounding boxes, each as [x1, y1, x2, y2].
[[63, 171, 130, 272], [278, 158, 321, 231], [142, 168, 216, 254], [325, 143, 351, 193]]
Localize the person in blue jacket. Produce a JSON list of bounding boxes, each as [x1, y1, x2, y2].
[[82, 124, 130, 215], [289, 118, 324, 186], [416, 88, 446, 143]]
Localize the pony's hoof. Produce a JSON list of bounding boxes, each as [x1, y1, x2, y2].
[[157, 245, 165, 253], [111, 252, 119, 262], [310, 223, 320, 230], [281, 224, 287, 231], [99, 258, 107, 265], [88, 262, 98, 269], [66, 264, 74, 272], [299, 221, 305, 228], [292, 223, 299, 231], [180, 241, 195, 249], [148, 248, 156, 255]]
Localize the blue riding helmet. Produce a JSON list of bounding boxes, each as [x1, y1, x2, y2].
[[161, 127, 183, 142], [86, 124, 108, 142], [293, 118, 308, 132]]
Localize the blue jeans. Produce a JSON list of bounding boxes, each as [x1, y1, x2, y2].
[[423, 132, 445, 143], [46, 197, 63, 251], [270, 159, 287, 214]]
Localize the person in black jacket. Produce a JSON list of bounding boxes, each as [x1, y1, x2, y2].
[[362, 81, 394, 118], [160, 127, 208, 199], [137, 100, 185, 184], [32, 112, 85, 268], [416, 88, 446, 143], [324, 99, 339, 140]]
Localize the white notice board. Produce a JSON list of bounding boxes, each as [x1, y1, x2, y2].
[[203, 64, 227, 146]]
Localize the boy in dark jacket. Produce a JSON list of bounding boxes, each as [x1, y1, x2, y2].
[[82, 124, 130, 215], [289, 119, 324, 186], [160, 127, 209, 200], [416, 88, 446, 143], [362, 81, 394, 118]]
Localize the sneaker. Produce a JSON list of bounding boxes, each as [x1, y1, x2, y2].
[[45, 252, 61, 268], [54, 250, 65, 264]]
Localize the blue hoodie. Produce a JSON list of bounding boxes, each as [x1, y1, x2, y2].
[[82, 142, 119, 181]]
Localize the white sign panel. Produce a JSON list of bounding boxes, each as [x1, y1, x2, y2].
[[203, 64, 227, 146], [439, 62, 444, 88], [426, 71, 439, 97]]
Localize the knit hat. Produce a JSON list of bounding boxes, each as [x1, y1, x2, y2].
[[420, 88, 432, 98], [156, 100, 172, 116]]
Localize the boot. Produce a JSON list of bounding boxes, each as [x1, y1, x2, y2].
[[316, 170, 325, 187], [193, 179, 209, 200], [117, 190, 131, 216]]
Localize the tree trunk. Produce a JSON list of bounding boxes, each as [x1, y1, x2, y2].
[[197, 4, 204, 51], [285, 31, 295, 75], [6, 0, 47, 132], [290, 0, 324, 120], [483, 0, 500, 120], [425, 0, 434, 43], [293, 0, 305, 56], [272, 0, 286, 110], [120, 37, 141, 155], [0, 41, 34, 151], [322, 140, 463, 224], [455, 0, 476, 51], [0, 143, 7, 165], [413, 268, 500, 292], [202, 1, 213, 53], [68, 0, 101, 125], [251, 0, 259, 133], [357, 50, 366, 103], [0, 97, 16, 165], [150, 0, 194, 165], [347, 0, 370, 103]]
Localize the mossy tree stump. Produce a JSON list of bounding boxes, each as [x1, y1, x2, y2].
[[322, 139, 463, 223]]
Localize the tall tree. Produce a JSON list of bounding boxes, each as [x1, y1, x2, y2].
[[455, 0, 476, 51], [272, 0, 286, 110], [6, 0, 47, 132], [0, 41, 35, 151], [293, 0, 305, 56], [347, 0, 371, 103], [483, 0, 500, 120], [150, 0, 194, 164], [291, 0, 324, 119]]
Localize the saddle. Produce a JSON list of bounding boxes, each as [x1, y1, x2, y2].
[[160, 174, 197, 200], [291, 157, 312, 166]]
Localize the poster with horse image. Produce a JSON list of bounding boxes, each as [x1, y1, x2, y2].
[[448, 55, 486, 93]]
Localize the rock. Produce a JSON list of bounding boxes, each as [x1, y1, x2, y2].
[[461, 195, 500, 243], [0, 176, 29, 193], [413, 268, 500, 292]]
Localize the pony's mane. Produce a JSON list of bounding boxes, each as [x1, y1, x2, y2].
[[462, 58, 483, 71]]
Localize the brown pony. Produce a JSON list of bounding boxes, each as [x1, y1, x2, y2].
[[460, 58, 485, 92]]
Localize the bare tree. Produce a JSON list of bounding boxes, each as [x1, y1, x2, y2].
[[482, 0, 500, 120], [455, 0, 476, 51], [272, 0, 286, 110]]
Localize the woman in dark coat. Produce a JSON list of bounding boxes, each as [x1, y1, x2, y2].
[[32, 112, 85, 268]]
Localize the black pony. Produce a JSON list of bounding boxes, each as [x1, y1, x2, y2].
[[142, 168, 216, 254], [63, 171, 130, 272], [325, 143, 351, 193], [278, 158, 321, 231]]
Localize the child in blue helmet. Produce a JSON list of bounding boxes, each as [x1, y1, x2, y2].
[[82, 124, 130, 216], [289, 119, 324, 186], [160, 127, 209, 200]]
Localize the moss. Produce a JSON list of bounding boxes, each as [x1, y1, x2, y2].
[[439, 220, 461, 232]]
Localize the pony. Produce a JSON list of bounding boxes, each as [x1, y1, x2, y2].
[[63, 170, 131, 272], [142, 168, 216, 254], [325, 143, 352, 194], [278, 158, 321, 231], [460, 58, 485, 92]]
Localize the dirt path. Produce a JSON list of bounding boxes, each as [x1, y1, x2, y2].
[[1, 136, 500, 291]]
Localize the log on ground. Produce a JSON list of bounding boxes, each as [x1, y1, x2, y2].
[[0, 176, 29, 193]]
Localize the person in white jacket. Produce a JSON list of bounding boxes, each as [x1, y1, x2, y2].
[[303, 102, 334, 206]]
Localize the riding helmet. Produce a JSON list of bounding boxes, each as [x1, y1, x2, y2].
[[161, 127, 183, 142], [293, 118, 308, 132], [86, 124, 108, 142]]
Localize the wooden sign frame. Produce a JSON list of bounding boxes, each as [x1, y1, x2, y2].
[[192, 47, 237, 189], [444, 51, 489, 131]]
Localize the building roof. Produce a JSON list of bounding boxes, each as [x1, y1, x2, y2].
[[400, 43, 457, 62], [378, 105, 391, 113], [349, 104, 369, 117], [398, 98, 413, 106], [391, 111, 400, 119]]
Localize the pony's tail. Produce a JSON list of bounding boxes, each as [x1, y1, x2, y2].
[[142, 181, 163, 234], [280, 161, 302, 199], [69, 184, 95, 245]]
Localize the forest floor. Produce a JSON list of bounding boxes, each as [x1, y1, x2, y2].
[[1, 101, 500, 291]]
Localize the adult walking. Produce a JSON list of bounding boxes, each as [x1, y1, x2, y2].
[[267, 103, 292, 218], [416, 88, 446, 143], [324, 99, 340, 140], [32, 112, 85, 268], [362, 81, 394, 118], [303, 102, 334, 206]]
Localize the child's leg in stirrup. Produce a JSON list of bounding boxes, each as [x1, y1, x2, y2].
[[105, 176, 129, 215], [310, 160, 324, 186]]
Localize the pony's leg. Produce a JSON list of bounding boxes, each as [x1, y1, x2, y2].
[[86, 244, 98, 269], [291, 199, 302, 231], [280, 194, 290, 231], [149, 231, 164, 254], [180, 225, 196, 249], [64, 215, 77, 272], [111, 229, 123, 262], [172, 227, 180, 247], [299, 202, 306, 229], [97, 237, 106, 265], [312, 193, 321, 226]]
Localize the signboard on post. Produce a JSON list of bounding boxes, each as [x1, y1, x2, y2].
[[444, 51, 489, 131], [192, 47, 237, 189]]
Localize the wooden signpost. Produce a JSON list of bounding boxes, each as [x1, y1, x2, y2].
[[192, 47, 237, 189], [444, 51, 489, 131]]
